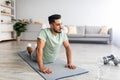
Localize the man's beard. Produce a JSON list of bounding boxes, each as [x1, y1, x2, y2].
[[53, 28, 61, 33]]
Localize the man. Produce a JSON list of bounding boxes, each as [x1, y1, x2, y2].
[[27, 14, 76, 74]]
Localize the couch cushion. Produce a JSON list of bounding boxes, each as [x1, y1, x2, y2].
[[86, 26, 101, 34], [67, 34, 85, 38], [62, 26, 68, 33], [85, 34, 110, 38], [76, 26, 85, 36]]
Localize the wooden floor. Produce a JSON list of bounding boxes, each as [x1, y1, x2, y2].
[[0, 41, 120, 80]]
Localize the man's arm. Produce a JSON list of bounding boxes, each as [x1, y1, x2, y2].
[[63, 40, 76, 69], [36, 38, 52, 74]]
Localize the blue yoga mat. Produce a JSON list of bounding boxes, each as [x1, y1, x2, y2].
[[18, 51, 89, 80]]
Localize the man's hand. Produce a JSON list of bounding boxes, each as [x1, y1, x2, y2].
[[40, 67, 52, 74], [65, 64, 76, 69]]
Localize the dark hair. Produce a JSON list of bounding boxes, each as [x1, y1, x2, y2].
[[48, 14, 61, 24]]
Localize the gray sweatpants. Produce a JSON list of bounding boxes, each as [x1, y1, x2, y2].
[[31, 49, 37, 61]]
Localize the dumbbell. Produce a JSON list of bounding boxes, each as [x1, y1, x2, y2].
[[103, 54, 115, 65], [113, 57, 120, 66], [103, 54, 120, 66]]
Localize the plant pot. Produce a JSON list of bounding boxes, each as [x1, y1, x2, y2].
[[16, 36, 21, 41]]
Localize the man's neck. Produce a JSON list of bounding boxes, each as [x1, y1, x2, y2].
[[50, 29, 57, 36]]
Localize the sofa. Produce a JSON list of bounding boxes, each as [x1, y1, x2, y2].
[[63, 26, 112, 44]]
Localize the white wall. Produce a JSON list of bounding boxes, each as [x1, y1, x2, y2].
[[16, 0, 120, 47], [106, 0, 120, 47]]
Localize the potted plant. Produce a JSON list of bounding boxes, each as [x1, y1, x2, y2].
[[5, 0, 11, 5], [12, 19, 30, 41]]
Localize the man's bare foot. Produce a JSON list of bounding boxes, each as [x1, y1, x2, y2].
[[27, 47, 33, 55]]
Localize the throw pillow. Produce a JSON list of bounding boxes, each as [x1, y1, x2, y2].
[[99, 26, 108, 34], [67, 26, 77, 34]]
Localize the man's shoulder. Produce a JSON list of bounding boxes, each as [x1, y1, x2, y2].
[[38, 28, 50, 40], [40, 28, 50, 33], [41, 28, 50, 31]]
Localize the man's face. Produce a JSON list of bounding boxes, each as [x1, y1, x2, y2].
[[51, 19, 62, 33]]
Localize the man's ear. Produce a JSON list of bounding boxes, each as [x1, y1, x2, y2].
[[50, 23, 53, 28]]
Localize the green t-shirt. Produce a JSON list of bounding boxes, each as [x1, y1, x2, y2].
[[38, 28, 68, 64]]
